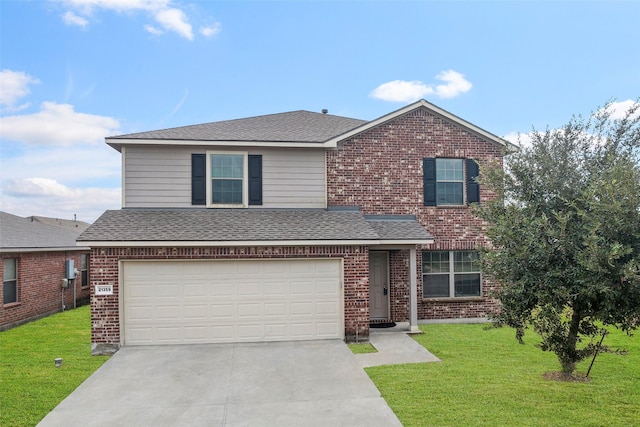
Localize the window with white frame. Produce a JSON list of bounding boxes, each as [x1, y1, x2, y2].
[[81, 254, 89, 287], [3, 258, 18, 304], [422, 251, 481, 298], [436, 158, 464, 205], [208, 152, 247, 206]]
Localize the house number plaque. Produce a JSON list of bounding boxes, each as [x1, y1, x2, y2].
[[95, 284, 113, 295]]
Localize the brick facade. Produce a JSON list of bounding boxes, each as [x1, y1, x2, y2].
[[1, 250, 90, 330], [89, 245, 370, 351], [327, 106, 503, 320]]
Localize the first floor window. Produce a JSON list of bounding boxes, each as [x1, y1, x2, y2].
[[422, 251, 481, 298], [3, 258, 18, 304], [81, 254, 89, 287], [209, 153, 246, 205]]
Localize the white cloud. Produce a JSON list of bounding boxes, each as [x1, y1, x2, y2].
[[370, 70, 473, 103], [59, 0, 216, 40], [62, 11, 89, 28], [200, 22, 221, 37], [1, 178, 120, 223], [145, 24, 163, 35], [154, 7, 193, 40], [0, 69, 40, 112], [598, 99, 640, 120], [0, 101, 120, 146]]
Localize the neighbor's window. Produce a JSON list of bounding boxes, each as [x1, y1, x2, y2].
[[81, 254, 89, 287], [3, 258, 18, 304], [436, 158, 464, 205], [209, 153, 246, 206], [422, 251, 481, 298]]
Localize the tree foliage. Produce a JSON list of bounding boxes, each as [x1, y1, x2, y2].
[[475, 100, 640, 375]]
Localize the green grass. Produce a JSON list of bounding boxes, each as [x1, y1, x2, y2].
[[348, 342, 378, 354], [0, 306, 109, 427], [366, 324, 640, 427]]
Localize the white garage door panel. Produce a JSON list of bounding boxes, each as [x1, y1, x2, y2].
[[123, 259, 343, 345]]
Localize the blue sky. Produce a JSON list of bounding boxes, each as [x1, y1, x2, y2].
[[1, 0, 639, 222]]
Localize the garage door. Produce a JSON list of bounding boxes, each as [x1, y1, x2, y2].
[[122, 259, 343, 345]]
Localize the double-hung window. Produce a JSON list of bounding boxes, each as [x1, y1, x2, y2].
[[191, 153, 262, 207], [81, 254, 89, 288], [436, 158, 464, 205], [423, 158, 480, 206], [208, 152, 248, 207], [422, 251, 481, 298], [3, 258, 18, 304]]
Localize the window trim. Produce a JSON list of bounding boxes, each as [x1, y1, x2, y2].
[[3, 257, 18, 305], [81, 254, 89, 288], [206, 151, 249, 208], [423, 157, 480, 207], [422, 251, 482, 299], [435, 158, 465, 206]]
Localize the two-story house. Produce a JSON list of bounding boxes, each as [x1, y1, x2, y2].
[[79, 99, 509, 355]]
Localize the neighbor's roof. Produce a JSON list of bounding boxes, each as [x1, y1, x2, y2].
[[25, 215, 91, 234], [107, 111, 367, 151], [0, 211, 90, 252], [78, 209, 433, 247]]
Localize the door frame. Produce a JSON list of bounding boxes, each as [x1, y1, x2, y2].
[[368, 251, 390, 320]]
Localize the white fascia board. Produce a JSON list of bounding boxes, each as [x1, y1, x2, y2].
[[1, 246, 90, 253], [79, 239, 433, 248], [107, 139, 327, 151], [324, 99, 511, 148]]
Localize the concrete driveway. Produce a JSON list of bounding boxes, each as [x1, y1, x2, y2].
[[37, 340, 402, 427]]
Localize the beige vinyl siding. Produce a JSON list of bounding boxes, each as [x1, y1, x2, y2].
[[123, 146, 326, 208], [124, 146, 192, 207], [261, 149, 325, 208]]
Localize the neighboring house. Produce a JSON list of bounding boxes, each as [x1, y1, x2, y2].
[[1, 212, 91, 330], [79, 99, 510, 355]]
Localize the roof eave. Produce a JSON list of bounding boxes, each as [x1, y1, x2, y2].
[[106, 138, 329, 152], [77, 239, 433, 248], [1, 246, 90, 253]]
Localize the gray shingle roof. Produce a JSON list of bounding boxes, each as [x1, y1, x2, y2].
[[109, 111, 367, 143], [0, 212, 89, 251], [78, 209, 432, 244]]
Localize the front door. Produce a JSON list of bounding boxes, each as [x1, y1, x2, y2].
[[369, 252, 389, 319]]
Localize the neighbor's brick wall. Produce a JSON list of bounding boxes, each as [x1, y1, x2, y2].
[[90, 245, 370, 346], [327, 106, 503, 320], [1, 251, 91, 330]]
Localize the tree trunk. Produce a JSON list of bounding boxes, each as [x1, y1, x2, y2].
[[560, 308, 582, 375]]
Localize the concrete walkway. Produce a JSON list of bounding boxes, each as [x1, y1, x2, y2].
[[37, 340, 402, 427], [355, 323, 441, 368]]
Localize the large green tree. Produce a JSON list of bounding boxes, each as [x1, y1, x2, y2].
[[475, 100, 640, 376]]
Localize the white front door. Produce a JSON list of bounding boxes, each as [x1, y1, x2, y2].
[[122, 259, 343, 345], [369, 252, 389, 319]]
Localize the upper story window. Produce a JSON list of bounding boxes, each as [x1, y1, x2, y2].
[[423, 158, 480, 206], [422, 251, 481, 298], [436, 158, 464, 205], [210, 153, 246, 205], [191, 152, 262, 207], [3, 258, 18, 305]]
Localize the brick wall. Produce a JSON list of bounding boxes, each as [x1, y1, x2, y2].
[[90, 245, 370, 349], [1, 250, 91, 330], [327, 106, 503, 320]]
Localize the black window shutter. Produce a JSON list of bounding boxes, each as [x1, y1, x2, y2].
[[191, 154, 206, 205], [423, 158, 436, 206], [248, 155, 262, 205], [466, 158, 480, 204]]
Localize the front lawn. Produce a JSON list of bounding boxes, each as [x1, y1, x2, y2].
[[0, 306, 109, 427], [366, 323, 640, 427]]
